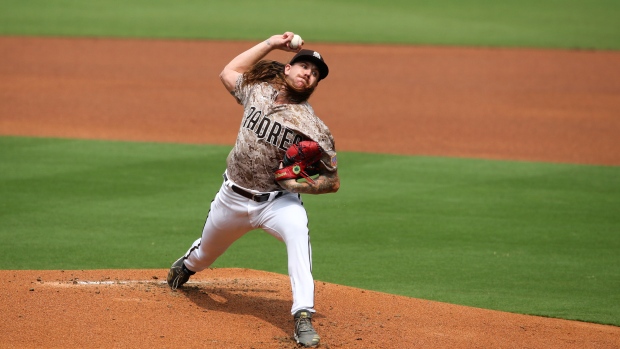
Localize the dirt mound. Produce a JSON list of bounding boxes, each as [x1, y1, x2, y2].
[[2, 269, 618, 348]]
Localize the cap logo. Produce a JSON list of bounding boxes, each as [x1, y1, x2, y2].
[[313, 51, 322, 60]]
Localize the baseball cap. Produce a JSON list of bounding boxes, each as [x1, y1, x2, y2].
[[290, 49, 329, 81]]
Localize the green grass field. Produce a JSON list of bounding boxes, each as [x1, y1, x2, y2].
[[1, 137, 619, 325], [1, 0, 619, 327], [1, 0, 619, 49]]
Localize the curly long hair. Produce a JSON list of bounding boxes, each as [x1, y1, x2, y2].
[[242, 60, 315, 103]]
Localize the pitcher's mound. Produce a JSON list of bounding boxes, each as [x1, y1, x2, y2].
[[2, 269, 618, 348]]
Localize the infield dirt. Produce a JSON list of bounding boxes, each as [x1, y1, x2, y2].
[[1, 37, 619, 348]]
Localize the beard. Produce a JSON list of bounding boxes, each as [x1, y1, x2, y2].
[[283, 78, 316, 104]]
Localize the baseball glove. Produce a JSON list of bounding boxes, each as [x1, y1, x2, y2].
[[274, 141, 323, 184]]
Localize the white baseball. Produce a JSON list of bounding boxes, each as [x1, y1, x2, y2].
[[290, 34, 302, 49]]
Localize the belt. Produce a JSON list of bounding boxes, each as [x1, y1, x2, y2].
[[223, 173, 284, 203]]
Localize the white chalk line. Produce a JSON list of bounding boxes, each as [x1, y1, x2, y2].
[[39, 280, 185, 287]]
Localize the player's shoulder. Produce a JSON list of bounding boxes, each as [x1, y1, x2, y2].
[[249, 81, 278, 97], [289, 100, 315, 115], [236, 79, 277, 105], [303, 101, 315, 114]]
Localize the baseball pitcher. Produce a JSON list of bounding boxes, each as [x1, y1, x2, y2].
[[166, 32, 339, 348]]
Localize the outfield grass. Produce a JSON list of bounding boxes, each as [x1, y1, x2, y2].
[[0, 0, 618, 50], [1, 137, 618, 325]]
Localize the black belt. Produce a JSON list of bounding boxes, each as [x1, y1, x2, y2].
[[223, 174, 284, 203]]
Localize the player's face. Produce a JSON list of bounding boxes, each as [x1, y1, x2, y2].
[[285, 61, 320, 90]]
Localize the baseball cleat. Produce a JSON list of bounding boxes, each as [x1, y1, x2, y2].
[[166, 257, 195, 290], [293, 310, 320, 347]]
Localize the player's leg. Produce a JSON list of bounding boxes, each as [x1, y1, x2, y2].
[[183, 183, 254, 271], [168, 183, 253, 289], [257, 193, 321, 347], [259, 193, 315, 314]]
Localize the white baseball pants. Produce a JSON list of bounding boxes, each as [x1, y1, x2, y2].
[[182, 175, 315, 315]]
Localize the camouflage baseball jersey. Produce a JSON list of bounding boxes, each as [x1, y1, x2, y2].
[[226, 76, 337, 192]]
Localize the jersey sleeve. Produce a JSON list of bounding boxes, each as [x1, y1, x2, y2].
[[320, 148, 338, 172], [292, 107, 338, 172], [302, 130, 337, 172], [319, 132, 338, 171], [233, 75, 251, 105]]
